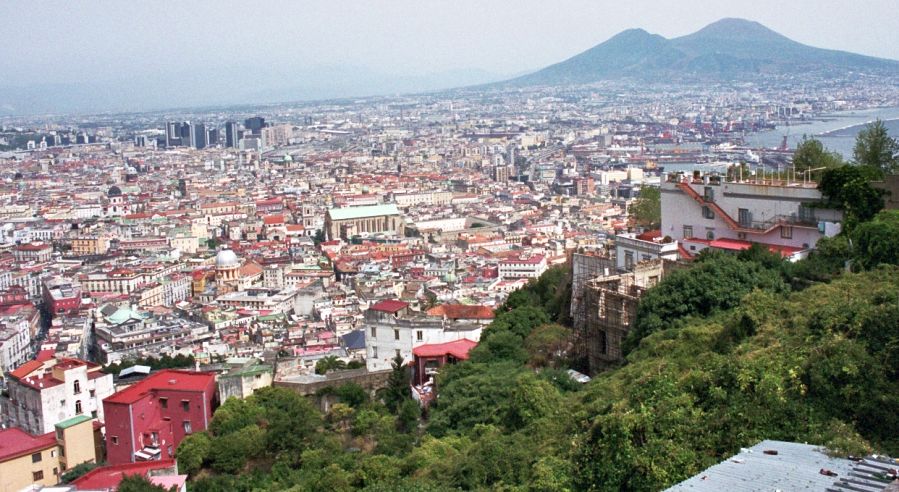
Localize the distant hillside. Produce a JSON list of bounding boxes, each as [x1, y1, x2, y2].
[[506, 18, 899, 86]]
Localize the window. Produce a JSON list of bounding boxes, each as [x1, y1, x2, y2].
[[111, 436, 119, 445], [181, 400, 190, 412], [32, 452, 42, 463], [395, 349, 402, 359], [372, 346, 378, 358], [707, 230, 715, 240], [416, 330, 423, 341], [159, 398, 168, 409], [702, 206, 715, 219], [89, 389, 96, 397], [683, 225, 693, 238], [183, 420, 193, 434], [56, 429, 63, 440], [91, 411, 98, 418], [624, 251, 634, 269], [394, 329, 400, 341], [370, 327, 376, 337], [60, 446, 65, 457], [53, 467, 59, 476], [75, 400, 82, 414], [73, 380, 81, 394], [781, 226, 793, 239], [738, 208, 751, 227], [33, 471, 44, 481], [703, 186, 714, 202]]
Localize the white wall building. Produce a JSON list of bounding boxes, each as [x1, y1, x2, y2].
[[614, 232, 680, 270], [660, 173, 842, 258], [2, 358, 115, 435], [498, 254, 548, 280], [363, 300, 483, 372]]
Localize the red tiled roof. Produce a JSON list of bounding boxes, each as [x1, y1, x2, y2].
[[0, 428, 56, 462], [103, 370, 215, 405], [413, 339, 478, 359], [71, 460, 177, 489], [426, 304, 495, 320], [9, 360, 44, 380], [369, 299, 409, 313]]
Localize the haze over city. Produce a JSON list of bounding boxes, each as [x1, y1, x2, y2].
[[3, 0, 899, 113]]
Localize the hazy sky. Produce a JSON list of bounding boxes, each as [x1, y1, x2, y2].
[[3, 0, 899, 86]]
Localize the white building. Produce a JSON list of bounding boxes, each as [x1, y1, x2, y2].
[[660, 173, 842, 259], [363, 300, 484, 372], [614, 232, 680, 270], [498, 253, 548, 280], [0, 318, 30, 375], [2, 358, 115, 435]]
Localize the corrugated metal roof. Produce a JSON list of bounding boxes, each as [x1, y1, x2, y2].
[[667, 440, 858, 491]]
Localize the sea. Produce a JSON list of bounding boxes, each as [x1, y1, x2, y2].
[[752, 107, 899, 159]]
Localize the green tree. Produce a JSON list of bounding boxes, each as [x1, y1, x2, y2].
[[792, 136, 843, 174], [209, 424, 266, 474], [117, 474, 173, 492], [334, 382, 368, 408], [630, 186, 662, 230], [381, 355, 411, 413], [315, 355, 347, 374], [852, 210, 899, 270], [525, 323, 572, 368], [176, 432, 211, 477], [853, 119, 899, 174], [818, 165, 885, 226], [60, 462, 99, 483], [626, 251, 787, 354]]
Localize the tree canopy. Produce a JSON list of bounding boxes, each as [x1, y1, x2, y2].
[[853, 119, 899, 174], [630, 185, 662, 230], [793, 135, 843, 174]]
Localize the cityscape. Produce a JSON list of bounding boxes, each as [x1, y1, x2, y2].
[[1, 2, 898, 491]]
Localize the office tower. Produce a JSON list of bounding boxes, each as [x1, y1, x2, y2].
[[206, 127, 219, 146], [191, 123, 207, 149], [224, 121, 239, 148], [165, 122, 181, 147], [244, 116, 266, 135]]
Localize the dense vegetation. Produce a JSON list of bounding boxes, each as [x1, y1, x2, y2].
[[101, 354, 195, 374], [172, 126, 899, 490]]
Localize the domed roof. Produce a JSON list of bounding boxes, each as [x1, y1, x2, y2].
[[283, 153, 293, 162], [215, 249, 240, 268], [108, 185, 122, 197]]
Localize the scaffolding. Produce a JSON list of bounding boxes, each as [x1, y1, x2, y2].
[[579, 260, 674, 373]]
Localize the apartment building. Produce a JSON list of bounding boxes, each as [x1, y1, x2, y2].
[[103, 370, 216, 464], [2, 358, 114, 435]]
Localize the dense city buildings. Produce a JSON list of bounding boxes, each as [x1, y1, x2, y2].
[[1, 15, 898, 489]]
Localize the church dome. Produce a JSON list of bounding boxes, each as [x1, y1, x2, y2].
[[108, 185, 122, 197], [215, 249, 240, 268]]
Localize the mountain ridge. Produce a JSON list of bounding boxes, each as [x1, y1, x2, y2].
[[504, 18, 899, 86]]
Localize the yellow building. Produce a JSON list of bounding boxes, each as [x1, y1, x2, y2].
[[0, 416, 96, 491], [71, 236, 110, 256]]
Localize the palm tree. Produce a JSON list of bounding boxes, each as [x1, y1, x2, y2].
[[315, 355, 347, 375]]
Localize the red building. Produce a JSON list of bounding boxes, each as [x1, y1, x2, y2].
[[41, 277, 82, 316], [410, 339, 477, 407], [102, 370, 217, 465]]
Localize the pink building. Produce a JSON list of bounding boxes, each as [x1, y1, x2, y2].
[[102, 370, 217, 465], [661, 173, 843, 260]]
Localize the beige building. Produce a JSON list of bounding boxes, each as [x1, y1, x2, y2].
[[0, 415, 96, 491], [325, 204, 404, 240], [70, 236, 110, 256]]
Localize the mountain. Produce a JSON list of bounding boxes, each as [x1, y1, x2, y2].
[[506, 18, 899, 86]]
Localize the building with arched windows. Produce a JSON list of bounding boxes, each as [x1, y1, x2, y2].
[[2, 357, 115, 435]]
